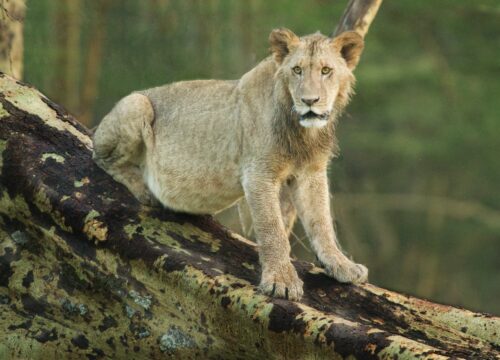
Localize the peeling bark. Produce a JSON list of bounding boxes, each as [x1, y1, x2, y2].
[[0, 73, 499, 359]]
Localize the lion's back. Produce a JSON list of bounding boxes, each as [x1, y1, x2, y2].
[[138, 79, 239, 123]]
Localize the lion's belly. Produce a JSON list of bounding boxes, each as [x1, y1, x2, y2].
[[141, 85, 245, 214], [144, 161, 244, 215]]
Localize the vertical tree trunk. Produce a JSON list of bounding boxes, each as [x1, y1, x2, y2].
[[0, 0, 25, 79], [78, 0, 112, 127], [52, 0, 81, 114], [334, 0, 383, 36], [50, 0, 110, 127], [64, 0, 82, 112]]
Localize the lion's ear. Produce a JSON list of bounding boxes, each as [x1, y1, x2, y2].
[[332, 31, 364, 70], [269, 28, 300, 63]]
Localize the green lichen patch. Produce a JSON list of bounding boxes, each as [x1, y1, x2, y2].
[[377, 335, 449, 360], [41, 153, 65, 164], [0, 76, 92, 149], [0, 139, 7, 169], [83, 210, 107, 242], [84, 210, 100, 222], [10, 230, 30, 246], [33, 187, 72, 233], [124, 220, 189, 255], [74, 177, 90, 188], [179, 266, 271, 324], [129, 290, 152, 310], [0, 192, 32, 222], [242, 262, 254, 270], [125, 304, 136, 318], [0, 102, 9, 118], [364, 284, 500, 348], [60, 299, 88, 317], [94, 248, 121, 274], [159, 325, 196, 353], [166, 221, 221, 252]]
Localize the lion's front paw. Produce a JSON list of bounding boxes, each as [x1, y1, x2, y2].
[[322, 257, 368, 284], [260, 262, 304, 301]]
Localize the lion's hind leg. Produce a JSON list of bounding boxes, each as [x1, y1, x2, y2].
[[92, 93, 157, 206]]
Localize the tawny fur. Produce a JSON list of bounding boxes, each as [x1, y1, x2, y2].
[[92, 29, 368, 301]]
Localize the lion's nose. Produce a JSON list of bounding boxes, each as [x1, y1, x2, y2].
[[301, 97, 320, 106]]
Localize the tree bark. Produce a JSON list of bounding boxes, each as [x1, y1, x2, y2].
[[334, 0, 383, 37], [0, 0, 25, 79], [1, 1, 499, 358], [0, 73, 499, 359]]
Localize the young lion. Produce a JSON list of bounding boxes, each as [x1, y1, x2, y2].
[[92, 28, 368, 300]]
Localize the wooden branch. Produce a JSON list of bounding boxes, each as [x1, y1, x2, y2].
[[0, 74, 498, 359], [334, 0, 383, 37]]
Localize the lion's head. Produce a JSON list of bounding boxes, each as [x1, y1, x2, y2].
[[269, 28, 364, 128]]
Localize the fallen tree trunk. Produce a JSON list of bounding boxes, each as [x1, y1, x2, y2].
[[0, 75, 499, 360], [1, 0, 499, 357]]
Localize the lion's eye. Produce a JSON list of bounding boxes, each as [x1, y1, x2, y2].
[[321, 67, 332, 75], [292, 66, 302, 75]]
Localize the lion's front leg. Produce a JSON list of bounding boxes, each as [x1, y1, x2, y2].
[[243, 173, 303, 301], [292, 169, 368, 284]]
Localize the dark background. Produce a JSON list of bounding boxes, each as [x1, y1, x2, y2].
[[23, 0, 500, 314]]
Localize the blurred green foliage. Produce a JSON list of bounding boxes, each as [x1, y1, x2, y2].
[[23, 0, 500, 314]]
